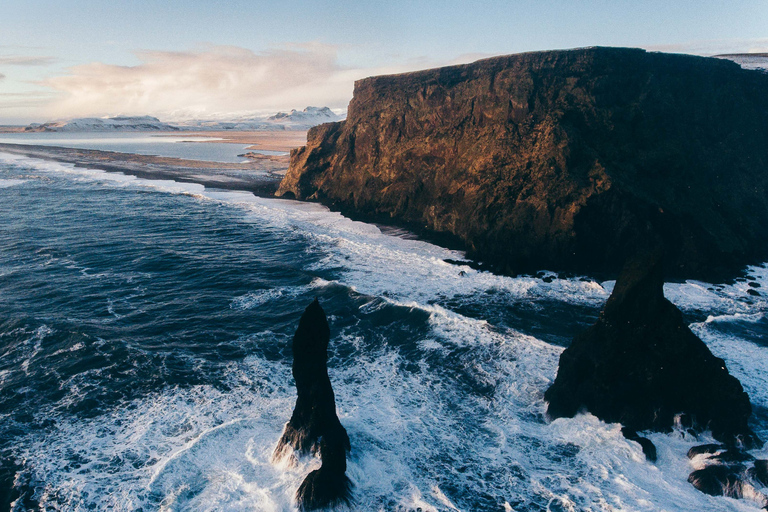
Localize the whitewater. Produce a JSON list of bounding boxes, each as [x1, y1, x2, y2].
[[1, 152, 767, 511]]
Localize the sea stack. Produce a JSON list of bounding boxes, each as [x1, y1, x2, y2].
[[545, 252, 761, 449], [273, 299, 352, 510]]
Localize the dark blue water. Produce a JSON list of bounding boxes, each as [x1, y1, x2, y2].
[[1, 153, 767, 511]]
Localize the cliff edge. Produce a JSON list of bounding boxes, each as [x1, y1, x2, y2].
[[277, 47, 768, 280]]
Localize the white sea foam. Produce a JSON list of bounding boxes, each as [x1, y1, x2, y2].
[[0, 178, 27, 188], [7, 153, 768, 511]]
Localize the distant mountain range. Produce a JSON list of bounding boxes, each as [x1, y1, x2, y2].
[[24, 107, 344, 132], [25, 116, 180, 132]]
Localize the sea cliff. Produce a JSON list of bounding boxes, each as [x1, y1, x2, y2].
[[277, 47, 768, 280]]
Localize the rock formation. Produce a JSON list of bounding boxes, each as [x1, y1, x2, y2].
[[687, 446, 768, 507], [273, 299, 352, 510], [545, 252, 761, 449], [277, 47, 768, 281]]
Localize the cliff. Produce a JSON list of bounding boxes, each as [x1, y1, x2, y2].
[[277, 47, 768, 280]]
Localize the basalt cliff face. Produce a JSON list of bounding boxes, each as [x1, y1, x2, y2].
[[277, 47, 768, 280]]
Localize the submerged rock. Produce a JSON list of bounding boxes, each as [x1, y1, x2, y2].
[[687, 447, 768, 507], [622, 428, 657, 462], [273, 299, 352, 510], [688, 465, 748, 498], [277, 47, 768, 281], [545, 252, 760, 448]]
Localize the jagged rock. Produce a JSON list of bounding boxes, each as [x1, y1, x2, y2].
[[295, 436, 353, 510], [687, 445, 768, 504], [273, 299, 352, 510], [622, 428, 657, 462], [688, 465, 748, 498], [277, 47, 768, 281], [545, 253, 761, 448], [688, 444, 726, 459]]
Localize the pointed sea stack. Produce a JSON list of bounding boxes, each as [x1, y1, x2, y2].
[[545, 252, 761, 448], [274, 299, 352, 510]]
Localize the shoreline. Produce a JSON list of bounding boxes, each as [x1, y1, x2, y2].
[[0, 142, 288, 197], [162, 130, 308, 152], [0, 141, 755, 285]]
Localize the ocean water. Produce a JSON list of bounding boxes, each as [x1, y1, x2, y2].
[[1, 152, 768, 511], [0, 133, 281, 163]]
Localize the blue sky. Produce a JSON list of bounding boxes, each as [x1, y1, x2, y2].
[[1, 0, 766, 123]]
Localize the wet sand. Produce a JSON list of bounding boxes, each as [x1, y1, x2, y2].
[[0, 143, 291, 197], [170, 130, 308, 152]]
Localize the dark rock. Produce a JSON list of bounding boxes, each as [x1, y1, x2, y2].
[[633, 438, 657, 463], [545, 252, 761, 448], [688, 444, 726, 459], [689, 464, 768, 507], [748, 289, 762, 297], [621, 428, 657, 462], [273, 299, 352, 510], [715, 451, 755, 463], [687, 443, 754, 463], [688, 465, 747, 498], [277, 47, 768, 281], [751, 460, 768, 487], [635, 438, 657, 463], [295, 436, 353, 510], [749, 282, 761, 288]]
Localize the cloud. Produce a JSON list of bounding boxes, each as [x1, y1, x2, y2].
[[0, 73, 5, 82], [42, 44, 423, 120], [0, 55, 57, 66]]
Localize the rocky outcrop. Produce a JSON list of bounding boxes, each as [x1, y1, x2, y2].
[[544, 252, 761, 448], [273, 299, 352, 510], [687, 446, 768, 507], [277, 47, 768, 280]]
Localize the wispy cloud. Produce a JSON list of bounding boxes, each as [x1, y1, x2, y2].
[[42, 44, 422, 120], [0, 55, 58, 66]]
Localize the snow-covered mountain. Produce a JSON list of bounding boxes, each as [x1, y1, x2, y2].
[[267, 106, 341, 125], [24, 107, 344, 132], [26, 116, 180, 132], [178, 106, 344, 131]]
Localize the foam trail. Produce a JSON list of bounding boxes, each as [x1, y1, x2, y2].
[[4, 153, 768, 511]]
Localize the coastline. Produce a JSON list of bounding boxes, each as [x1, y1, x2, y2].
[[162, 130, 308, 153], [0, 141, 291, 197]]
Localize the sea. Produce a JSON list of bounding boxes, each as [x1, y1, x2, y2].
[[0, 133, 286, 164], [1, 142, 768, 511]]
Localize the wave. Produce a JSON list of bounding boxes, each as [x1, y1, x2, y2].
[[4, 153, 768, 511]]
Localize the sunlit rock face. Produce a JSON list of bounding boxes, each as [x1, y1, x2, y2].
[[278, 47, 768, 281]]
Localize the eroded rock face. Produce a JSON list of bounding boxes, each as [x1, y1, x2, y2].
[[273, 299, 352, 510], [277, 47, 768, 281], [545, 253, 761, 448]]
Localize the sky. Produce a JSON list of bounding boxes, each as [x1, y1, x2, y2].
[[1, 0, 766, 124]]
